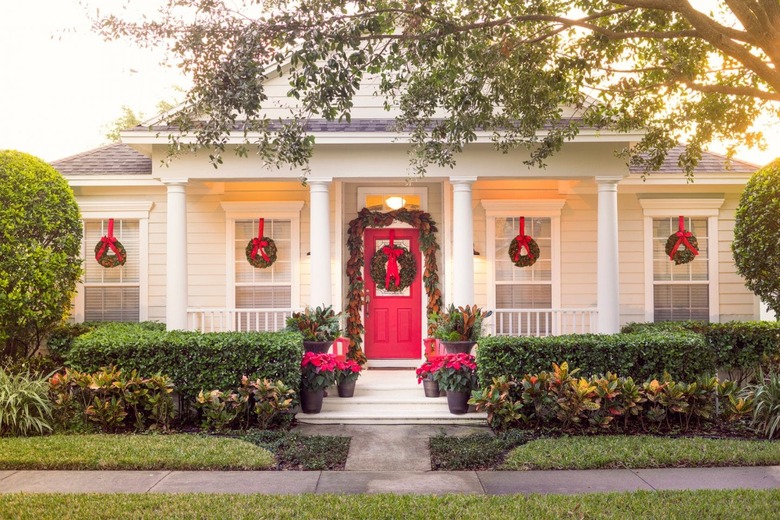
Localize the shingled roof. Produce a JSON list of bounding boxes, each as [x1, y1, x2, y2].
[[629, 146, 757, 174], [52, 143, 152, 176]]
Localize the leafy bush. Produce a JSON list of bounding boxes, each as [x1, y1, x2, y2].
[[67, 324, 303, 401], [49, 366, 174, 433], [749, 371, 780, 439], [477, 331, 712, 387], [46, 321, 165, 364], [195, 377, 295, 431], [0, 368, 53, 436], [733, 159, 780, 316], [471, 362, 753, 433], [0, 151, 82, 361]]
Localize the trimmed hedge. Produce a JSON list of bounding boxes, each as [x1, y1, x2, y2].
[[476, 331, 712, 389], [67, 323, 303, 400], [47, 321, 166, 363]]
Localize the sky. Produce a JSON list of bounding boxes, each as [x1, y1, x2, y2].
[[0, 1, 777, 166]]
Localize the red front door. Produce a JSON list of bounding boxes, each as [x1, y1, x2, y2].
[[364, 228, 422, 359]]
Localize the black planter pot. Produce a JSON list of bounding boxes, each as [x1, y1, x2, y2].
[[337, 379, 356, 398], [441, 340, 476, 355], [446, 390, 471, 414], [422, 378, 441, 398], [300, 388, 325, 413], [303, 340, 332, 354]]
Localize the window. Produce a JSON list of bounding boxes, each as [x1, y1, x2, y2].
[[639, 198, 723, 324], [652, 217, 709, 321], [82, 219, 140, 322], [483, 200, 565, 336], [221, 201, 303, 332]]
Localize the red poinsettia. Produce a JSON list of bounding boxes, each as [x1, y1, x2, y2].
[[416, 356, 445, 384], [336, 359, 362, 384], [433, 353, 478, 392], [301, 352, 338, 391]]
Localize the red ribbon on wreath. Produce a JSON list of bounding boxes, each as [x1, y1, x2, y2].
[[513, 217, 536, 262], [382, 229, 404, 290], [250, 218, 270, 262], [95, 219, 125, 263], [668, 216, 699, 260]]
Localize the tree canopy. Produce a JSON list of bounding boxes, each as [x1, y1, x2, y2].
[[92, 0, 779, 174]]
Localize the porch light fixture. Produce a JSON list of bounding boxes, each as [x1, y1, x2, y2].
[[385, 196, 405, 210], [473, 248, 480, 256]]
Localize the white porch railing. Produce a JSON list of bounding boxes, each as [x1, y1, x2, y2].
[[492, 308, 598, 337], [187, 308, 295, 333]]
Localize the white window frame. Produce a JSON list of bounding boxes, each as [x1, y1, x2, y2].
[[482, 199, 566, 312], [639, 198, 724, 323], [221, 201, 304, 311], [74, 201, 154, 323]]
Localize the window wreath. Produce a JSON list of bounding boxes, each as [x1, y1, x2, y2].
[[245, 218, 277, 268], [94, 218, 126, 268], [369, 242, 417, 292], [666, 216, 699, 265], [508, 217, 540, 268]]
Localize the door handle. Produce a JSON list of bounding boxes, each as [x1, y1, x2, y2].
[[364, 292, 370, 318]]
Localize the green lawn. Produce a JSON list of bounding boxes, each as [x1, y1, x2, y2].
[[0, 434, 274, 470], [1, 491, 778, 519], [503, 435, 780, 470]]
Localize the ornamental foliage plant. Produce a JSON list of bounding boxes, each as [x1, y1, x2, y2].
[[286, 306, 342, 342], [429, 305, 493, 342], [300, 352, 338, 391], [335, 359, 362, 385], [0, 367, 53, 437], [433, 353, 478, 392], [733, 159, 780, 317], [0, 151, 82, 361]]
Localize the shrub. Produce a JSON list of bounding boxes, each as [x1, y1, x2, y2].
[[0, 151, 82, 361], [194, 377, 295, 431], [471, 362, 753, 433], [749, 371, 780, 439], [46, 321, 165, 364], [67, 324, 303, 401], [476, 331, 712, 389], [48, 366, 174, 433], [733, 159, 780, 316], [0, 368, 53, 436]]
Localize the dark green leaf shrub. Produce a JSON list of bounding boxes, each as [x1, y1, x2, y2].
[[47, 321, 166, 364], [477, 331, 712, 388], [67, 323, 303, 401], [0, 151, 82, 360]]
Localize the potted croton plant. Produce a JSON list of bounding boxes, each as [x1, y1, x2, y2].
[[428, 304, 493, 355], [299, 352, 338, 413], [433, 353, 478, 414], [416, 356, 444, 398], [286, 305, 342, 353], [335, 359, 362, 398]]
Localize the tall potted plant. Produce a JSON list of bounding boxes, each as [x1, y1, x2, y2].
[[286, 305, 342, 353], [433, 353, 478, 414], [299, 352, 338, 413], [428, 304, 492, 354]]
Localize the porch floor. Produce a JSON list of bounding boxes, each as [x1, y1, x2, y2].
[[297, 369, 488, 425]]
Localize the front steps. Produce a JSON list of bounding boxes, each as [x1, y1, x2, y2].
[[297, 368, 488, 425]]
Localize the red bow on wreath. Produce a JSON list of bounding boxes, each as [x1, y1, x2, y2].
[[513, 217, 535, 262], [95, 219, 125, 263], [382, 230, 404, 290], [250, 218, 270, 262], [668, 216, 699, 260]]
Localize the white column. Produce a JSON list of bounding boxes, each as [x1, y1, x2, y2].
[[450, 177, 477, 306], [164, 179, 188, 330], [596, 177, 621, 334], [309, 178, 332, 307]]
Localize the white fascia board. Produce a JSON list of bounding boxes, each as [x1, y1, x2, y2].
[[620, 174, 751, 186], [66, 176, 163, 187]]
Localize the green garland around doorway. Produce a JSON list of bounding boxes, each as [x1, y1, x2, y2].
[[345, 208, 443, 364]]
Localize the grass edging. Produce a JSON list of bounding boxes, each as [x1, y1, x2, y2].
[[503, 435, 780, 470]]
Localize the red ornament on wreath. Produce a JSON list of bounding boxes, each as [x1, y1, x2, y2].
[[245, 218, 278, 268], [666, 215, 699, 265], [94, 218, 126, 268], [369, 229, 417, 292], [508, 217, 540, 268]]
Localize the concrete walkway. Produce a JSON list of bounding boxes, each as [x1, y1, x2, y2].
[[2, 425, 779, 495]]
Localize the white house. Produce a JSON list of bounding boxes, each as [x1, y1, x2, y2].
[[52, 71, 760, 368]]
